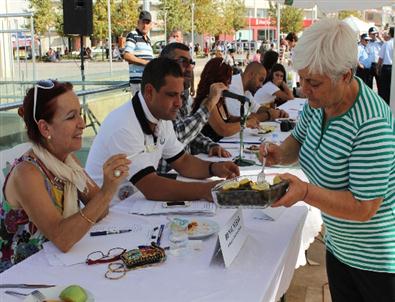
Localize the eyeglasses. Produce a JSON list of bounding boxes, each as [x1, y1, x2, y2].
[[33, 79, 55, 123], [86, 247, 126, 265], [175, 57, 195, 68]]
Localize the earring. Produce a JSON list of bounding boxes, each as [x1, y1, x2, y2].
[[47, 135, 51, 140]]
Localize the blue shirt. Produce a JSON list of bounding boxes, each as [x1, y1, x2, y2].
[[357, 43, 371, 68]]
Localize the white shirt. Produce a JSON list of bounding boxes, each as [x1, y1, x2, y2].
[[226, 73, 260, 117], [379, 38, 393, 65], [367, 40, 383, 63], [253, 82, 279, 106], [85, 93, 185, 191]]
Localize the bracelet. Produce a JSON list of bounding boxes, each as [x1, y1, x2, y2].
[[302, 183, 309, 201], [208, 162, 215, 177], [79, 209, 95, 225]]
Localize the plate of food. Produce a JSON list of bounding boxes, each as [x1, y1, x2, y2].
[[187, 219, 220, 239], [244, 145, 260, 154], [258, 122, 278, 134], [23, 285, 94, 302], [211, 175, 289, 209]]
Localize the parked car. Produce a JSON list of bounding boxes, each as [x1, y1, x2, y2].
[[152, 40, 166, 54]]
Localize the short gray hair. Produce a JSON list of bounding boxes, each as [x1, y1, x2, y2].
[[293, 18, 358, 81]]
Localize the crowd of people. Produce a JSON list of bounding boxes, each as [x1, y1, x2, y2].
[[357, 26, 394, 104], [1, 12, 394, 302]]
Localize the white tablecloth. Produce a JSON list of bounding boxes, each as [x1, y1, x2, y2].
[[0, 205, 308, 302]]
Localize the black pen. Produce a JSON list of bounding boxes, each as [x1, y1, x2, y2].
[[157, 224, 165, 246], [90, 229, 132, 236]]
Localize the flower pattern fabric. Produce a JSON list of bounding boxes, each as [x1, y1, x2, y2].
[[0, 155, 64, 272]]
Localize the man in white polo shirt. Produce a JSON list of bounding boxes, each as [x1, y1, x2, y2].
[[226, 62, 288, 121], [86, 58, 239, 202]]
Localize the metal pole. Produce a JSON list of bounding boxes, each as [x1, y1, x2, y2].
[[164, 11, 167, 44], [107, 0, 112, 73], [276, 0, 280, 53], [191, 2, 194, 59], [30, 14, 36, 81]]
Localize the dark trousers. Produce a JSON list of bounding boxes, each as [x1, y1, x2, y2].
[[326, 251, 395, 302], [371, 62, 380, 90], [378, 65, 392, 105], [356, 67, 372, 88]]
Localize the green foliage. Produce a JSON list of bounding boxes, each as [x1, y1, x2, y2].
[[338, 10, 362, 20], [27, 0, 56, 35], [93, 0, 115, 41], [216, 0, 246, 35], [158, 0, 191, 35], [158, 0, 246, 37], [268, 1, 303, 34], [112, 0, 140, 37]]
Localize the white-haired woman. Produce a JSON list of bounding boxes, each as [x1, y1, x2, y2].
[[260, 19, 395, 301]]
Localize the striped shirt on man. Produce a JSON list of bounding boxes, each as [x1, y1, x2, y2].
[[292, 77, 395, 273], [124, 28, 154, 84]]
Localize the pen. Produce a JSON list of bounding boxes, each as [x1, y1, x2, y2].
[[156, 224, 165, 246], [90, 229, 132, 236]]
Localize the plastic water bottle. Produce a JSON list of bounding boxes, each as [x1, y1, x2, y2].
[[169, 218, 189, 256]]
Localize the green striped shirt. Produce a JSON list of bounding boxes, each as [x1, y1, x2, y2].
[[292, 77, 395, 273]]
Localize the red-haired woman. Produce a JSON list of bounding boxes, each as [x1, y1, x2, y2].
[[192, 58, 259, 142]]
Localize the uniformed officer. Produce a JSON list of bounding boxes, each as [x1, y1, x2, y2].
[[366, 27, 383, 90], [378, 27, 393, 105], [356, 33, 372, 86]]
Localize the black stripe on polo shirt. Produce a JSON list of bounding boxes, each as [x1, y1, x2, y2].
[[130, 166, 156, 184], [166, 150, 185, 163], [131, 93, 157, 143]]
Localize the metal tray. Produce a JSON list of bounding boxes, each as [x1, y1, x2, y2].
[[211, 175, 289, 209]]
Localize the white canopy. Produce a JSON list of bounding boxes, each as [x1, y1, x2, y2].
[[291, 0, 393, 13], [343, 15, 374, 35]]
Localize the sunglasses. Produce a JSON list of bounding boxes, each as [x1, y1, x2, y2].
[[176, 57, 195, 68], [33, 79, 55, 123]]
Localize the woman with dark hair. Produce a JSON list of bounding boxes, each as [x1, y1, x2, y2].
[[254, 63, 294, 107], [192, 58, 259, 142], [261, 50, 279, 75], [0, 80, 130, 271]]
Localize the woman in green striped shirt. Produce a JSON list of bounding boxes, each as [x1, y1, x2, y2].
[[261, 19, 395, 302]]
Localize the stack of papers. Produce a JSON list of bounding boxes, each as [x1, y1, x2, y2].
[[118, 193, 216, 216]]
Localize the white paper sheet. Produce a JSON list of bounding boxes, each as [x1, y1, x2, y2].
[[118, 192, 216, 216]]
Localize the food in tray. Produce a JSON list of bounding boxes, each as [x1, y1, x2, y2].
[[187, 220, 212, 236], [245, 145, 260, 153], [59, 285, 88, 302], [258, 124, 276, 134], [212, 176, 289, 208]]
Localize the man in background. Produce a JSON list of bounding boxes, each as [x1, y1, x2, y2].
[[367, 26, 383, 91], [157, 42, 231, 173], [123, 10, 154, 95], [356, 33, 372, 86]]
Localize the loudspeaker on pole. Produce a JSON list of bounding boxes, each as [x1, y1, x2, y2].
[[63, 0, 93, 36]]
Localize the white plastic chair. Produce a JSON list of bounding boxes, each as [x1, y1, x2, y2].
[[0, 142, 32, 201]]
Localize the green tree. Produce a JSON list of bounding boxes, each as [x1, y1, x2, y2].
[[338, 10, 362, 20], [92, 0, 115, 42], [158, 0, 191, 36], [27, 0, 56, 36], [112, 0, 140, 38], [218, 0, 246, 36], [268, 1, 304, 34]]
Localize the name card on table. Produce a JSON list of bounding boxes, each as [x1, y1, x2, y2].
[[210, 209, 248, 268]]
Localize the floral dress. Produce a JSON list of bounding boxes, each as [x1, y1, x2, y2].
[[0, 155, 64, 272]]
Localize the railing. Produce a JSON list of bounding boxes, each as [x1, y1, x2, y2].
[[0, 80, 129, 111]]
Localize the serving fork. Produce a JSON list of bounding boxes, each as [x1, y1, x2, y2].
[[257, 143, 267, 184], [5, 289, 46, 301]]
